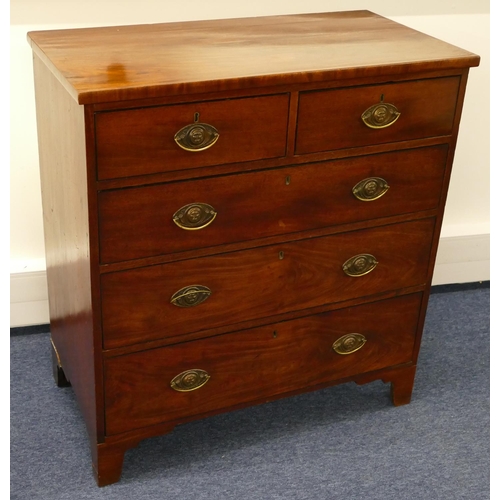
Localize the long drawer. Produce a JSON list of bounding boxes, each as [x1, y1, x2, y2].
[[95, 94, 289, 180], [100, 218, 434, 348], [98, 145, 447, 264], [104, 293, 422, 435], [296, 77, 460, 154]]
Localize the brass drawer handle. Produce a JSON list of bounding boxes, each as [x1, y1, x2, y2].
[[361, 101, 400, 129], [352, 177, 390, 201], [173, 203, 217, 230], [342, 254, 378, 277], [171, 285, 211, 308], [170, 369, 210, 392], [332, 333, 367, 355], [174, 112, 219, 152]]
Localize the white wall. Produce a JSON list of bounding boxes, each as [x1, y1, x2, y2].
[[10, 1, 490, 327]]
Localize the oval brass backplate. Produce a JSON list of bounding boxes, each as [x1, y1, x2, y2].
[[173, 203, 217, 230], [170, 369, 210, 392], [361, 102, 400, 129], [342, 254, 378, 277], [332, 333, 367, 355], [352, 177, 390, 201], [174, 113, 219, 152], [171, 285, 211, 308]]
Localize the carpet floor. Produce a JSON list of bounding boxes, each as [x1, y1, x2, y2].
[[10, 286, 489, 499]]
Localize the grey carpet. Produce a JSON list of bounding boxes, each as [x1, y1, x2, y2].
[[10, 286, 489, 499]]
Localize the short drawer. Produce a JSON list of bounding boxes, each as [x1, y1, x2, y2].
[[101, 218, 434, 348], [95, 94, 289, 180], [98, 145, 447, 264], [104, 293, 422, 435], [295, 77, 460, 154]]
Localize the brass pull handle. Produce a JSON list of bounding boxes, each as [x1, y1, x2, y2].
[[342, 254, 378, 277], [332, 333, 367, 355], [352, 177, 390, 201], [171, 285, 211, 308], [173, 203, 217, 230], [361, 100, 400, 129], [174, 112, 219, 152], [170, 369, 210, 392]]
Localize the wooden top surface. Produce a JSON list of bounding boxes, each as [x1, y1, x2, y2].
[[27, 11, 480, 105]]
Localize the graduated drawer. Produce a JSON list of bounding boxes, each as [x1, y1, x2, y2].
[[101, 218, 434, 348], [295, 77, 460, 155], [98, 145, 447, 264], [104, 293, 422, 435], [95, 94, 289, 180]]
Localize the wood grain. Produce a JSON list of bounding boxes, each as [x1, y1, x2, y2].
[[28, 10, 480, 486], [32, 55, 102, 443], [27, 11, 479, 104], [104, 293, 422, 435], [98, 145, 447, 264], [296, 77, 460, 154], [95, 94, 289, 179], [101, 218, 435, 348]]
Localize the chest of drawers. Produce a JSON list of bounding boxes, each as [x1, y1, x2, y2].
[[27, 11, 479, 486]]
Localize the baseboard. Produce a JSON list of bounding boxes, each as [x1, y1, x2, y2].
[[10, 270, 50, 328], [10, 279, 490, 336], [10, 233, 490, 328], [431, 232, 490, 286], [430, 281, 489, 294]]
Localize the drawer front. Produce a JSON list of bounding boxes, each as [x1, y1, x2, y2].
[[95, 94, 289, 180], [104, 293, 422, 435], [296, 77, 460, 154], [99, 145, 447, 264], [101, 218, 434, 348]]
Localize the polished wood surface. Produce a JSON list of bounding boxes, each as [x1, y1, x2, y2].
[[96, 94, 289, 179], [28, 11, 479, 486], [27, 11, 479, 104], [98, 145, 447, 264], [296, 77, 460, 154], [101, 218, 434, 348], [32, 55, 102, 448], [104, 293, 422, 435]]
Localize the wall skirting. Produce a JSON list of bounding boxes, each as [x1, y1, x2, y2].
[[431, 233, 490, 286], [10, 270, 50, 328], [9, 233, 490, 328]]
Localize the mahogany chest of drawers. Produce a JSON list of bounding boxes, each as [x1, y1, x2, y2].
[[27, 11, 479, 486]]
